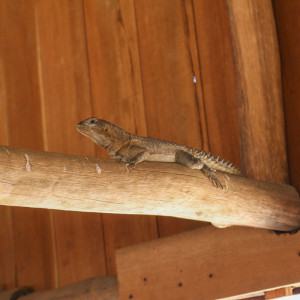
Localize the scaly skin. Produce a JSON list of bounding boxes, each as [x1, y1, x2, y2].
[[77, 117, 241, 188]]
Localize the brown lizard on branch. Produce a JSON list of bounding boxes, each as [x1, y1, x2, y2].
[[77, 117, 241, 188]]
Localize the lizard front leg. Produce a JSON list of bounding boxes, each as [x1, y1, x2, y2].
[[175, 150, 223, 188], [121, 145, 150, 167]]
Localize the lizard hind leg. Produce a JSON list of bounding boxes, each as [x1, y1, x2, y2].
[[175, 150, 223, 189]]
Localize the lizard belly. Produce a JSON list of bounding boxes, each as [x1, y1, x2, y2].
[[147, 153, 176, 162]]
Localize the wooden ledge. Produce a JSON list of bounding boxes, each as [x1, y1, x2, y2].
[[116, 226, 300, 300], [0, 145, 299, 231]]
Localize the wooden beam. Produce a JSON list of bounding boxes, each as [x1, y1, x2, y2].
[[116, 226, 300, 300], [0, 145, 299, 231]]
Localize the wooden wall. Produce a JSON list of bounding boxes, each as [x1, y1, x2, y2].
[[0, 0, 299, 292]]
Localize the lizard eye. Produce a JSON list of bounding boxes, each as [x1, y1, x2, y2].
[[90, 119, 97, 124]]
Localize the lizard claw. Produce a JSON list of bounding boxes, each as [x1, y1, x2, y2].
[[125, 163, 136, 173], [209, 174, 223, 189], [201, 165, 223, 189]]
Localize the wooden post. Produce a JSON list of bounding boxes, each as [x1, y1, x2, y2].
[[226, 1, 294, 297], [226, 0, 288, 183], [0, 145, 299, 231]]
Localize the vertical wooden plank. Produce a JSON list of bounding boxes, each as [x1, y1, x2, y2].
[[273, 0, 300, 192], [135, 0, 204, 148], [84, 0, 147, 137], [53, 211, 105, 286], [13, 208, 56, 289], [34, 0, 107, 286], [84, 0, 158, 274], [0, 25, 15, 289], [0, 0, 56, 290], [0, 1, 44, 150], [192, 0, 240, 168], [134, 0, 206, 236], [0, 206, 15, 290], [226, 0, 288, 183]]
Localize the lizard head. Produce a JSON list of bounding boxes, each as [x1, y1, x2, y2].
[[77, 117, 130, 151]]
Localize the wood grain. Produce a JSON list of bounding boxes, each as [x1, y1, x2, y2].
[[226, 1, 295, 297], [0, 0, 44, 150], [0, 0, 299, 292], [0, 0, 55, 290], [84, 0, 158, 274], [84, 0, 147, 139], [135, 0, 204, 152], [12, 208, 55, 289], [134, 0, 207, 236], [52, 211, 105, 286], [273, 0, 300, 192], [226, 0, 288, 183], [116, 226, 300, 300], [0, 207, 15, 290], [1, 146, 299, 231], [0, 8, 14, 288], [34, 0, 107, 285], [193, 0, 240, 168]]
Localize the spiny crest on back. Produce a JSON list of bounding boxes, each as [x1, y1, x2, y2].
[[193, 149, 241, 175]]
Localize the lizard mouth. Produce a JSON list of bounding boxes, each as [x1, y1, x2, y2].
[[76, 124, 92, 137], [76, 124, 85, 132], [76, 125, 107, 146]]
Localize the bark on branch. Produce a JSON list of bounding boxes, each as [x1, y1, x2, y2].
[[0, 145, 299, 231]]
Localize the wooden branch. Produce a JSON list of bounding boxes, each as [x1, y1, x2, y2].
[[115, 226, 300, 300], [0, 145, 299, 231]]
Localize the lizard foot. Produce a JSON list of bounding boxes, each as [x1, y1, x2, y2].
[[208, 173, 223, 189], [125, 163, 136, 173], [201, 165, 223, 189]]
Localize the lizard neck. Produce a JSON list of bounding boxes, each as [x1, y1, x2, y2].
[[102, 131, 131, 157]]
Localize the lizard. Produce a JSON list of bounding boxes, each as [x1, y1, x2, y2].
[[76, 117, 241, 188]]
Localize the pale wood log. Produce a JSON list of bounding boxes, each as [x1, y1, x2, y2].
[[20, 276, 118, 300], [0, 145, 299, 231], [116, 226, 300, 300]]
